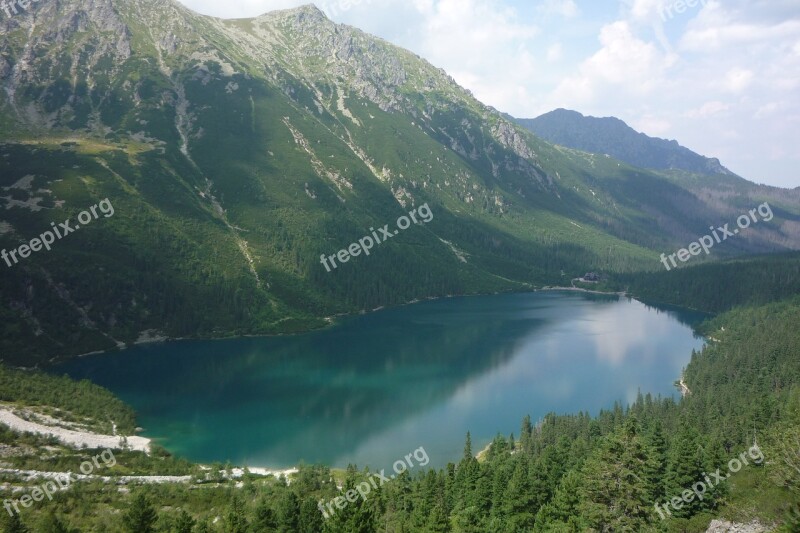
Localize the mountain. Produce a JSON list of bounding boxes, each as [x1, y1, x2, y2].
[[1, 2, 799, 364], [516, 108, 800, 232], [517, 108, 735, 176]]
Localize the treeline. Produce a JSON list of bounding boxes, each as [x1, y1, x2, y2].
[[610, 251, 800, 313], [0, 365, 136, 434], [3, 297, 799, 532], [3, 256, 800, 531]]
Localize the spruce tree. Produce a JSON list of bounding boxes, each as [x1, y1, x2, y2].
[[579, 417, 658, 531], [122, 492, 158, 533], [276, 491, 300, 532], [664, 424, 705, 518], [0, 512, 29, 533], [37, 512, 75, 533], [172, 510, 195, 533], [298, 498, 325, 533], [226, 495, 249, 533], [501, 458, 536, 531], [254, 498, 278, 530]]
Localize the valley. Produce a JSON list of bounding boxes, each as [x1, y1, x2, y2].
[[0, 1, 799, 531]]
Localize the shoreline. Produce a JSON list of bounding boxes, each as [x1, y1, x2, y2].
[[0, 406, 150, 453], [54, 285, 646, 365], [0, 405, 301, 476], [19, 286, 708, 480], [536, 285, 628, 297], [57, 288, 538, 363]]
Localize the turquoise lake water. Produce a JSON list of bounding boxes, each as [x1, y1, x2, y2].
[[53, 291, 707, 471]]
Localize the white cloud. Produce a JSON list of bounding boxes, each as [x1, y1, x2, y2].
[[547, 43, 564, 62], [632, 115, 672, 136], [541, 1, 800, 186], [724, 68, 754, 93], [398, 0, 540, 114], [685, 101, 730, 119], [624, 0, 669, 22], [180, 0, 300, 18], [754, 102, 780, 119], [681, 18, 800, 51], [536, 0, 579, 18], [549, 21, 674, 107]]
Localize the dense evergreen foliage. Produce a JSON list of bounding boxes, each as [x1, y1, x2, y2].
[[613, 252, 800, 313], [2, 3, 798, 367], [0, 2, 797, 531], [2, 262, 800, 531], [0, 365, 136, 434]]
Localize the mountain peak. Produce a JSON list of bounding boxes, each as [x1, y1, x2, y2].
[[256, 3, 329, 21], [517, 109, 736, 177]]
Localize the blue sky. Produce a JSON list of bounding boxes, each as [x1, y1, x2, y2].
[[177, 0, 800, 188]]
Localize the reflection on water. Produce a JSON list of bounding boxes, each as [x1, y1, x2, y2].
[[53, 291, 706, 470]]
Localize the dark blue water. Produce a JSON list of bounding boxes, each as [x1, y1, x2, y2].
[[53, 291, 706, 471]]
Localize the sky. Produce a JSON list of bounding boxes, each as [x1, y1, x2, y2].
[[176, 0, 800, 189]]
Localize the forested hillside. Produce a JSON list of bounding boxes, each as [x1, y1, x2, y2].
[[1, 1, 798, 531], [2, 1, 799, 366], [2, 257, 799, 532], [613, 252, 800, 313]]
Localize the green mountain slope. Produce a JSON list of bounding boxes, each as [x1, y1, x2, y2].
[[1, 2, 798, 364], [517, 108, 735, 176]]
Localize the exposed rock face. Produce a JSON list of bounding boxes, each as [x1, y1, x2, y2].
[[706, 520, 773, 533], [0, 0, 552, 193], [1, 0, 797, 367]]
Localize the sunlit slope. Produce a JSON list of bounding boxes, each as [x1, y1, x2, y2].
[[0, 2, 797, 364]]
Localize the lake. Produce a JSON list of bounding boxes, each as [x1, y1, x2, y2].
[[52, 291, 707, 471]]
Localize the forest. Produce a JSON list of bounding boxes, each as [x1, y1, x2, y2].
[[1, 255, 799, 531]]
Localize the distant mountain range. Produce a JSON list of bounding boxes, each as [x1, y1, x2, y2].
[[0, 2, 798, 364], [517, 109, 735, 177]]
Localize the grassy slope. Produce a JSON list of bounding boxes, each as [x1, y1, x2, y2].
[[2, 3, 799, 366]]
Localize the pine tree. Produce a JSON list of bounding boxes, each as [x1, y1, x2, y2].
[[644, 420, 668, 502], [277, 491, 300, 532], [172, 509, 195, 533], [37, 512, 74, 533], [298, 498, 325, 533], [122, 492, 158, 533], [501, 458, 537, 531], [579, 417, 658, 531], [323, 467, 376, 533], [427, 503, 451, 533], [664, 424, 705, 518], [254, 498, 278, 531], [533, 470, 584, 532], [464, 431, 473, 461], [0, 512, 30, 533], [226, 494, 249, 533]]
